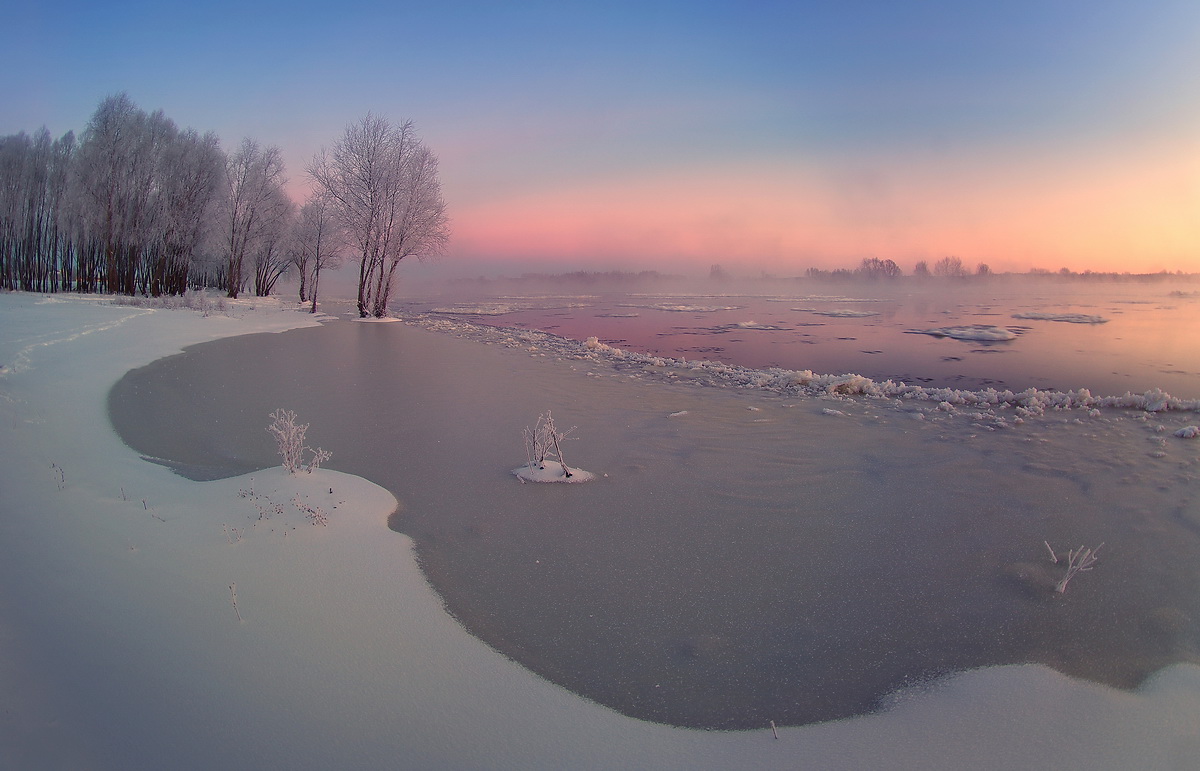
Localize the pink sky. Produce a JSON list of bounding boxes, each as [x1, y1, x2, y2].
[[444, 133, 1200, 276]]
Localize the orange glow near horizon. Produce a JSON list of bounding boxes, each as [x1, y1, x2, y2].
[[448, 138, 1200, 275]]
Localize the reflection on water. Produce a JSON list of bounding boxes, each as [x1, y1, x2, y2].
[[402, 278, 1200, 398], [109, 319, 1200, 728]]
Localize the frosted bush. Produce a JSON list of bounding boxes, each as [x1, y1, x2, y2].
[[516, 411, 595, 483], [266, 408, 332, 474], [523, 411, 574, 476]]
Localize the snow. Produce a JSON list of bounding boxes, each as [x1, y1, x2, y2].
[[1013, 312, 1109, 324], [512, 463, 597, 483], [1176, 425, 1200, 439], [2, 290, 1199, 770]]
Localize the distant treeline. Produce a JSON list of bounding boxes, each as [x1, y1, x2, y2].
[[1, 94, 296, 298], [801, 257, 1196, 282]]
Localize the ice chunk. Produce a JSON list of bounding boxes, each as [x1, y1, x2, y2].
[[808, 309, 880, 318], [908, 325, 1018, 342], [1012, 312, 1109, 324]]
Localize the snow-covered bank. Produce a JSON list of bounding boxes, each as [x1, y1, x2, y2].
[[2, 291, 1199, 769]]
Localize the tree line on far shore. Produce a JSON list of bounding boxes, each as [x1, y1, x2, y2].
[[800, 255, 988, 281], [0, 94, 449, 317]]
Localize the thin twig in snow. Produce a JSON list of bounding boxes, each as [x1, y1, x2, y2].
[[229, 583, 243, 622], [1052, 542, 1104, 593]]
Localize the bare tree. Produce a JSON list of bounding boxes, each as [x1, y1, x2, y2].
[[290, 193, 344, 312], [933, 255, 968, 277], [221, 138, 288, 298], [857, 257, 902, 279], [309, 114, 449, 318]]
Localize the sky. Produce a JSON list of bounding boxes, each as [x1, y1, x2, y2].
[[4, 0, 1200, 276]]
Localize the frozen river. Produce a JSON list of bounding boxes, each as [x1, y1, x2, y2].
[[400, 276, 1200, 399], [110, 294, 1200, 729]]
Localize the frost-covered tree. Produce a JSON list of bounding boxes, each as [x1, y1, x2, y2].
[[72, 94, 161, 295], [220, 138, 288, 298], [64, 94, 226, 295], [0, 128, 77, 292], [145, 128, 223, 295], [250, 186, 295, 297], [309, 115, 449, 317], [290, 193, 345, 312]]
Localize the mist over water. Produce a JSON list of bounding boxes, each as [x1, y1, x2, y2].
[[393, 275, 1200, 399]]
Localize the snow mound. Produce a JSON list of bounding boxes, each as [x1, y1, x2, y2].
[[585, 336, 622, 354], [1013, 312, 1109, 324], [1175, 426, 1200, 439], [908, 325, 1018, 342], [513, 464, 596, 483]]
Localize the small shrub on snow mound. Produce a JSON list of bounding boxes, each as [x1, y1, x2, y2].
[[515, 411, 595, 483], [267, 408, 332, 474]]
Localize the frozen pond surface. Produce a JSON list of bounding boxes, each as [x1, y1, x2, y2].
[[111, 310, 1200, 729], [404, 278, 1200, 399]]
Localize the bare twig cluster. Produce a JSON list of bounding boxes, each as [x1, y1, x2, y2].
[[228, 583, 243, 622], [1045, 541, 1104, 593], [266, 408, 331, 474], [291, 494, 329, 526]]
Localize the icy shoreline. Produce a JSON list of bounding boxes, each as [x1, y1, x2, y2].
[[2, 291, 1199, 769], [400, 312, 1200, 419]]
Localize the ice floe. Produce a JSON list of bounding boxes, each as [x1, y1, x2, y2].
[[807, 309, 881, 318], [907, 325, 1018, 342], [619, 303, 742, 312], [1012, 312, 1109, 324], [714, 321, 790, 331]]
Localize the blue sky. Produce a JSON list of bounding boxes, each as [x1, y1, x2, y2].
[[5, 0, 1200, 274]]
